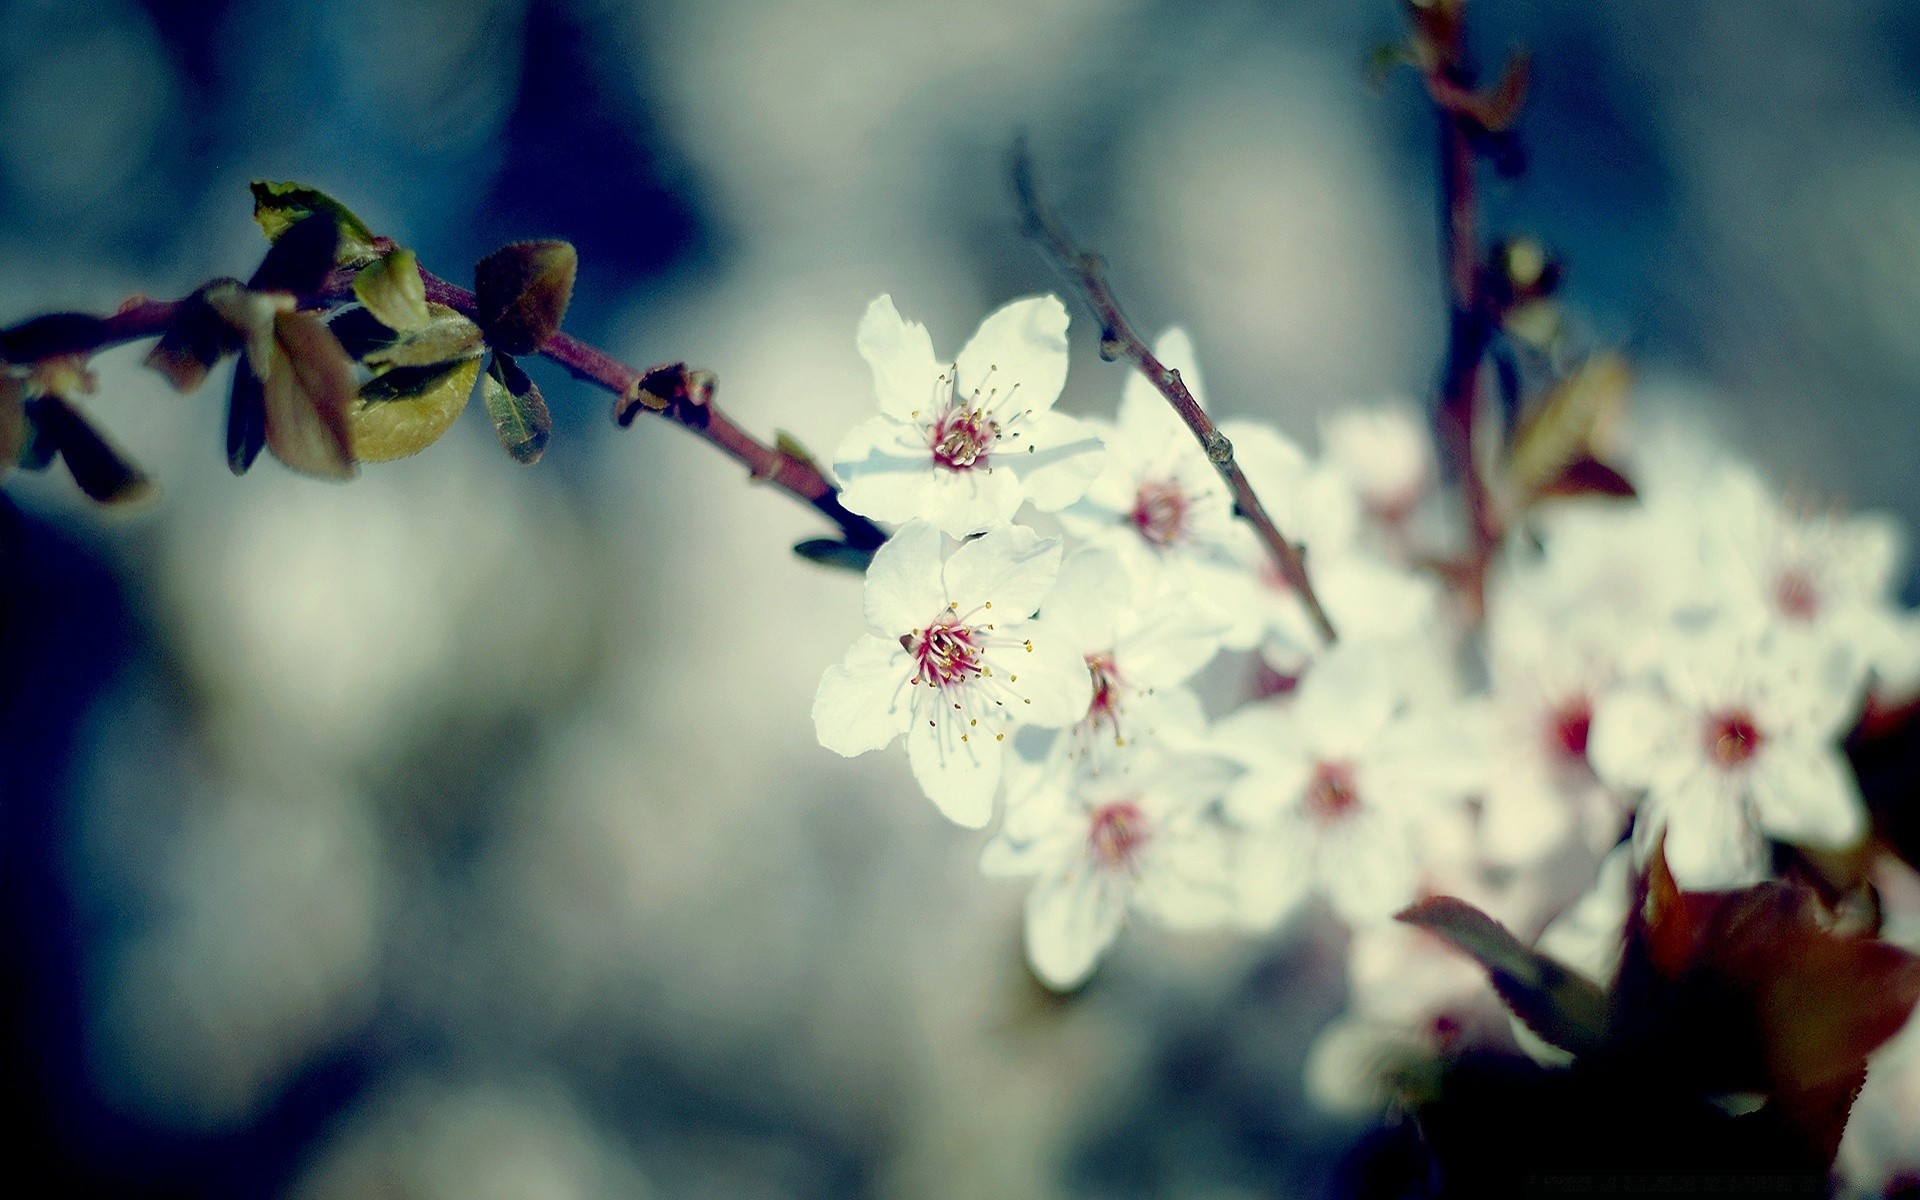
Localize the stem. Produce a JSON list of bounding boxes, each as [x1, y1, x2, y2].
[[1011, 143, 1338, 647], [1, 267, 889, 555]]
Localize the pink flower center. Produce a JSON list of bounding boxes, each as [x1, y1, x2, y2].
[[1305, 761, 1361, 822], [1086, 653, 1123, 733], [906, 619, 983, 687], [930, 406, 996, 470], [1130, 480, 1190, 547], [1774, 567, 1820, 621], [1705, 710, 1763, 768], [1088, 800, 1149, 869], [1546, 699, 1593, 762]]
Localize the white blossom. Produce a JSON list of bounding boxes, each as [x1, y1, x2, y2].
[[832, 295, 1106, 537], [812, 520, 1091, 827], [1319, 402, 1435, 524], [1588, 625, 1868, 890], [981, 743, 1240, 990]]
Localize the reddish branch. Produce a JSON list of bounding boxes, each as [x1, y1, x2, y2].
[[2, 267, 888, 554], [1012, 144, 1338, 646]]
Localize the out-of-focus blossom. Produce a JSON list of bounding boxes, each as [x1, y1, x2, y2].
[[1320, 403, 1434, 524], [813, 520, 1090, 827], [832, 295, 1105, 537]]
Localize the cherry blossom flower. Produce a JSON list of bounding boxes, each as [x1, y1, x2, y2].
[[1587, 625, 1868, 890], [1056, 328, 1263, 646], [812, 520, 1091, 827], [1218, 645, 1486, 929], [1319, 403, 1435, 525], [832, 295, 1106, 537], [980, 743, 1240, 990]]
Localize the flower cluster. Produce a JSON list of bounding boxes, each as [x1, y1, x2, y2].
[[811, 295, 1920, 1124]]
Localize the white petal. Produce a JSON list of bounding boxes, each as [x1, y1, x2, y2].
[[1322, 816, 1419, 926], [1042, 546, 1131, 651], [907, 691, 1003, 827], [954, 295, 1069, 417], [1747, 745, 1867, 850], [862, 520, 947, 635], [944, 523, 1062, 618], [833, 414, 935, 526], [1115, 589, 1228, 690], [1009, 410, 1106, 511], [1232, 824, 1313, 931], [1296, 645, 1399, 755], [1656, 783, 1768, 890], [1132, 828, 1238, 929], [812, 636, 912, 755], [1588, 686, 1685, 792], [856, 294, 944, 420], [1120, 327, 1205, 437], [1006, 622, 1097, 728], [919, 462, 1025, 537], [1024, 866, 1128, 990]]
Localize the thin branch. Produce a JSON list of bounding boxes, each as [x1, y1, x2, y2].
[[0, 265, 889, 555], [1011, 142, 1337, 647]]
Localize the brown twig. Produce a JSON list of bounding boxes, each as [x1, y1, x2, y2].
[[0, 265, 889, 555], [1011, 142, 1338, 646]]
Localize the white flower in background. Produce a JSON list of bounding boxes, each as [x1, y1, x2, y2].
[[1057, 328, 1263, 646], [1701, 465, 1910, 701], [1036, 545, 1226, 761], [1226, 420, 1435, 672], [980, 744, 1240, 990], [1219, 645, 1487, 930], [1588, 625, 1868, 890], [832, 294, 1106, 537], [1320, 403, 1434, 524], [812, 520, 1091, 827]]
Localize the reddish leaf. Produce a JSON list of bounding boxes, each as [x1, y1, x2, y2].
[[1398, 895, 1609, 1056], [473, 240, 576, 355]]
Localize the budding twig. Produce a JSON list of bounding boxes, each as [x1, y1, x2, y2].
[[1011, 141, 1337, 646], [0, 264, 889, 555]]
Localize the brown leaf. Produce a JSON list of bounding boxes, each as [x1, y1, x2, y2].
[[1504, 352, 1631, 506], [263, 310, 357, 480], [248, 211, 341, 296], [227, 358, 266, 475], [473, 240, 576, 355], [32, 394, 154, 505], [144, 287, 244, 393]]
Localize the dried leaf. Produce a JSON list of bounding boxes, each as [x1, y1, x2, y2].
[[1504, 352, 1631, 505], [473, 240, 576, 355], [263, 309, 357, 480], [227, 358, 266, 476], [250, 180, 381, 266], [352, 248, 430, 333], [248, 211, 341, 296], [1397, 895, 1609, 1056], [30, 394, 153, 505], [1533, 456, 1635, 501], [614, 362, 713, 426], [144, 287, 245, 393], [350, 357, 480, 463], [480, 351, 551, 464]]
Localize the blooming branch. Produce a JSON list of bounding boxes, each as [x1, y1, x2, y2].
[[1010, 140, 1337, 646]]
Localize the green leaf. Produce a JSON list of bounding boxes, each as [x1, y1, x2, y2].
[[352, 248, 431, 333], [263, 309, 357, 480], [1397, 895, 1610, 1057], [480, 351, 551, 464], [361, 305, 484, 370], [250, 180, 381, 266], [794, 538, 876, 573], [30, 394, 154, 505], [350, 356, 480, 463], [473, 240, 576, 355], [227, 358, 266, 475]]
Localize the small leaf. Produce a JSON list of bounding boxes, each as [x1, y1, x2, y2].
[[227, 358, 267, 475], [144, 286, 245, 393], [350, 356, 480, 463], [1534, 456, 1635, 501], [328, 306, 399, 361], [1397, 895, 1610, 1056], [614, 361, 713, 426], [250, 180, 381, 266], [352, 248, 430, 333], [794, 538, 876, 573], [473, 240, 576, 355], [30, 395, 154, 505], [262, 309, 357, 480], [248, 211, 341, 296], [362, 305, 484, 369], [1504, 352, 1631, 505], [480, 350, 551, 464]]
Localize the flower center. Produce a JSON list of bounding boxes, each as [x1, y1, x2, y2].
[[1088, 800, 1149, 870], [1305, 761, 1361, 822], [1705, 711, 1763, 768], [930, 406, 996, 470], [906, 619, 983, 688], [1130, 480, 1190, 547], [1085, 653, 1123, 732], [1774, 567, 1820, 621], [1546, 699, 1593, 762]]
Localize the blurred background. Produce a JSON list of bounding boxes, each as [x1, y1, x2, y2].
[[1, 0, 1918, 1196]]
